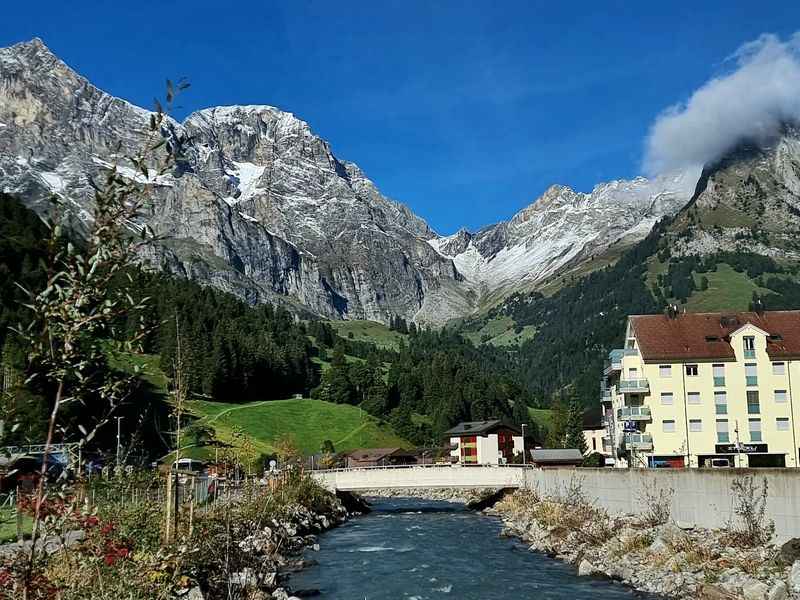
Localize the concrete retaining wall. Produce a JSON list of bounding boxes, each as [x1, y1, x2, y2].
[[522, 468, 800, 541]]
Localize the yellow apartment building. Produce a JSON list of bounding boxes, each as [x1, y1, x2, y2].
[[601, 310, 800, 468]]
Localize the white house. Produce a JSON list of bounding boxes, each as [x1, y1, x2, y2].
[[445, 420, 524, 465]]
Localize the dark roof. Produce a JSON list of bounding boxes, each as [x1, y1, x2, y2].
[[444, 420, 521, 437], [531, 449, 584, 464], [346, 448, 405, 462], [630, 311, 800, 362]]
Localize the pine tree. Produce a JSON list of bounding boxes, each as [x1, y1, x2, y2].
[[546, 392, 569, 448], [564, 393, 588, 454]]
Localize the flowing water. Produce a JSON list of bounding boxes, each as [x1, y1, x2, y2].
[[290, 498, 664, 599]]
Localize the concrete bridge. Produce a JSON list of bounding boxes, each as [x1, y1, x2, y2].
[[310, 464, 527, 492]]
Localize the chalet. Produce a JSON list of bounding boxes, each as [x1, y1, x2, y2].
[[345, 447, 416, 468], [445, 420, 524, 465]]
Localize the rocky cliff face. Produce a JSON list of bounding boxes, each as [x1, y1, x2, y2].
[[667, 127, 800, 259], [0, 38, 706, 323], [0, 38, 467, 324]]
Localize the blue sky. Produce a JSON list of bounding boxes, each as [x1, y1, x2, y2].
[[2, 1, 799, 234]]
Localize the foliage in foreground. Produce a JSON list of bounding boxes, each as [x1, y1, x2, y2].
[[0, 474, 339, 600]]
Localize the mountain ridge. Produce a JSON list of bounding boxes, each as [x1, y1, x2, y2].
[[1, 38, 700, 324]]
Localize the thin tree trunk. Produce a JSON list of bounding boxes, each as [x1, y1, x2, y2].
[[24, 378, 64, 598]]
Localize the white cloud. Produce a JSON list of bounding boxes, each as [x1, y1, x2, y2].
[[644, 32, 800, 176]]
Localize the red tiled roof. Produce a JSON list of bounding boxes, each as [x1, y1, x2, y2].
[[630, 311, 800, 362]]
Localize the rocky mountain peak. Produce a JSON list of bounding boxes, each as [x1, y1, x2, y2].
[[0, 38, 727, 325]]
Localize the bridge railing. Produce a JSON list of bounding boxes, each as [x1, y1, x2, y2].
[[313, 463, 534, 474]]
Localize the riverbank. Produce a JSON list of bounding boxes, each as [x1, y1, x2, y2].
[[0, 476, 356, 600], [490, 487, 800, 600]]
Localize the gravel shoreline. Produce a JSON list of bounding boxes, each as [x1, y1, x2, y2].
[[489, 490, 800, 600]]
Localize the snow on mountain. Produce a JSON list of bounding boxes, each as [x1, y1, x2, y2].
[[428, 169, 701, 290]]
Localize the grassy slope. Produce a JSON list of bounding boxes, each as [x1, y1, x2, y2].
[[528, 407, 553, 432], [327, 320, 407, 351], [460, 314, 537, 347], [189, 399, 411, 456], [112, 351, 409, 459], [685, 264, 774, 312]]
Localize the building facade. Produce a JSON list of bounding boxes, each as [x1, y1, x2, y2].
[[602, 310, 800, 468], [445, 420, 525, 465]]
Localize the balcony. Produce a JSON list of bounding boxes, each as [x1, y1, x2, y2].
[[618, 379, 650, 394], [623, 348, 639, 356], [744, 349, 756, 359], [603, 349, 624, 376], [746, 376, 758, 387], [601, 389, 613, 403], [617, 406, 652, 421], [713, 376, 726, 387], [624, 433, 653, 451]]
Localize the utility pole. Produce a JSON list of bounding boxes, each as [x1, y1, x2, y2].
[[521, 423, 527, 465]]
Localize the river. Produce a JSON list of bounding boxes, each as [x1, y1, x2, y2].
[[290, 497, 664, 599]]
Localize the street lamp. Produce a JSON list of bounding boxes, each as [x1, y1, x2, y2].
[[521, 423, 527, 466]]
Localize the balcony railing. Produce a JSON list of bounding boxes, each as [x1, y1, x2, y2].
[[618, 379, 650, 394], [623, 348, 639, 356], [744, 349, 756, 359], [617, 406, 652, 421], [624, 433, 653, 450], [746, 376, 758, 387], [713, 376, 726, 387]]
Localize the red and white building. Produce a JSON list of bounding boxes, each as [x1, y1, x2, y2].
[[445, 420, 524, 465]]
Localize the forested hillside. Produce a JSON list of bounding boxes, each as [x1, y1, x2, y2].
[[0, 195, 529, 458], [310, 326, 531, 445]]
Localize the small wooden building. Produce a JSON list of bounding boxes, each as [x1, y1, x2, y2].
[[345, 447, 416, 468]]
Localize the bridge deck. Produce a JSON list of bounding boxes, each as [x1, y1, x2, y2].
[[311, 464, 528, 491]]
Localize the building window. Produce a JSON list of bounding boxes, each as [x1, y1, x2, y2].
[[685, 364, 698, 376], [747, 390, 760, 415], [775, 389, 788, 404], [777, 417, 790, 431], [713, 364, 725, 387], [628, 367, 638, 378], [714, 391, 727, 415], [659, 365, 672, 378], [662, 420, 676, 433], [689, 419, 702, 432], [687, 392, 701, 405], [743, 336, 756, 358], [716, 419, 729, 443], [661, 392, 674, 406], [748, 418, 762, 442], [773, 362, 786, 376], [745, 363, 758, 387]]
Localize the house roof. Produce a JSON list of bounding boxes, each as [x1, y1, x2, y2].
[[630, 311, 800, 362], [444, 420, 521, 437], [531, 449, 585, 464], [345, 448, 404, 462]]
